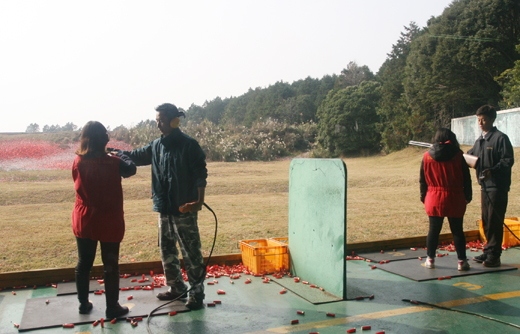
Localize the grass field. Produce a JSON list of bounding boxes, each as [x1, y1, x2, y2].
[[1, 146, 519, 273]]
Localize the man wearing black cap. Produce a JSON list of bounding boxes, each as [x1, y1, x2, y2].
[[115, 103, 208, 309]]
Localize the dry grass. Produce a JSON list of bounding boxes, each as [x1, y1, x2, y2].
[[345, 146, 520, 243], [0, 161, 291, 272], [1, 147, 519, 272]]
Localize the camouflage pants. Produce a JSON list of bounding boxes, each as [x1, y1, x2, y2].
[[159, 212, 205, 297]]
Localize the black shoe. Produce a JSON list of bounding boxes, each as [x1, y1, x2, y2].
[[185, 294, 204, 310], [78, 301, 93, 314], [483, 255, 501, 267], [106, 304, 129, 319], [156, 289, 187, 301], [472, 253, 487, 263]]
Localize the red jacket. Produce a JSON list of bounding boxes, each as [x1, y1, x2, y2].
[[421, 149, 468, 218], [72, 154, 125, 242]]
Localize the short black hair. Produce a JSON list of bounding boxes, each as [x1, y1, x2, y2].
[[476, 105, 497, 120], [155, 103, 185, 120]]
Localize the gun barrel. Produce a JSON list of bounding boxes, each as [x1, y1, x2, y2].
[[408, 141, 478, 169], [408, 141, 432, 148]]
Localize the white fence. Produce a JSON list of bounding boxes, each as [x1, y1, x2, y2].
[[451, 107, 520, 147]]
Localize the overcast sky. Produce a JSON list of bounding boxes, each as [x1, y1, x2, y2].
[[0, 0, 454, 133]]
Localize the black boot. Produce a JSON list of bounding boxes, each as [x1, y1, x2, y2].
[[104, 271, 129, 319], [75, 269, 93, 314], [106, 303, 129, 319], [185, 292, 205, 310]]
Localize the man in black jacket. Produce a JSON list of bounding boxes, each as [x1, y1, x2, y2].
[[116, 103, 208, 310], [468, 105, 514, 267]]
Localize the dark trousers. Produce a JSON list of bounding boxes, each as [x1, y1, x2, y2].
[[482, 190, 508, 257], [75, 237, 120, 306], [427, 216, 467, 260]]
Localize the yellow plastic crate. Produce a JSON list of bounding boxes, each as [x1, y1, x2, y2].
[[479, 217, 520, 247], [269, 237, 290, 271], [270, 237, 288, 244], [239, 239, 288, 274]]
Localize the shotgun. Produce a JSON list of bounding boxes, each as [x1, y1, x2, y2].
[[408, 140, 478, 168]]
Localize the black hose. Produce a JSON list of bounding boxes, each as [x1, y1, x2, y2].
[[146, 203, 218, 334]]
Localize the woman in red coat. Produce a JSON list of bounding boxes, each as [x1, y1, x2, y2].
[[72, 121, 136, 318], [420, 128, 472, 271]]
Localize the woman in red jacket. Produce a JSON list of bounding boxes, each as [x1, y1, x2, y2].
[[420, 128, 472, 271], [72, 121, 136, 318]]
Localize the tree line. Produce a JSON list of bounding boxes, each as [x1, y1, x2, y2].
[[26, 122, 78, 133], [26, 0, 520, 159], [186, 0, 520, 156]]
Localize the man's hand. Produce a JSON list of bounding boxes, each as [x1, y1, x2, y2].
[[179, 201, 202, 213], [179, 188, 206, 213], [480, 169, 491, 182]]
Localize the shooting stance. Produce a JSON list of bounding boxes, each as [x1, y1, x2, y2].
[[115, 103, 208, 310], [468, 105, 514, 267], [420, 128, 472, 271], [72, 121, 136, 318]]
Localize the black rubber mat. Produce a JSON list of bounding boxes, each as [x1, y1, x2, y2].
[[373, 254, 517, 281], [271, 276, 343, 304], [57, 274, 153, 295], [355, 248, 427, 262], [346, 283, 374, 301], [19, 287, 189, 331]]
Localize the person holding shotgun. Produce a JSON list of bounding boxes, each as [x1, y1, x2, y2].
[[420, 128, 472, 271], [111, 103, 208, 310], [468, 105, 514, 267], [72, 121, 136, 318]]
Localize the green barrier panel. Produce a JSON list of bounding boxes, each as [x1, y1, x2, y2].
[[288, 159, 347, 299]]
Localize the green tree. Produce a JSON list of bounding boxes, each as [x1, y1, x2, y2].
[[25, 123, 40, 133], [496, 43, 520, 108], [404, 0, 520, 140], [335, 61, 375, 90], [315, 74, 337, 107], [317, 81, 382, 156], [275, 95, 316, 123], [221, 88, 258, 126], [61, 122, 78, 132], [42, 124, 60, 133], [186, 104, 206, 124], [244, 81, 296, 125], [219, 75, 336, 127], [293, 76, 320, 101], [128, 120, 160, 148], [203, 97, 229, 125], [111, 125, 130, 142], [377, 22, 423, 151]]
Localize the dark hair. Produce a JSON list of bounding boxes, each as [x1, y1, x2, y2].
[[432, 127, 460, 150], [476, 105, 497, 120], [155, 103, 185, 120], [75, 121, 109, 157]]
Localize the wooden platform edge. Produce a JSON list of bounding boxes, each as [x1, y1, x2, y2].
[[346, 229, 481, 253], [0, 253, 243, 289]]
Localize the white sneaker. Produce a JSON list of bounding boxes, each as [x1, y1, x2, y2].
[[458, 259, 470, 271], [425, 257, 435, 269]]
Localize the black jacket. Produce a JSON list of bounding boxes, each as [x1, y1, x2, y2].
[[119, 128, 208, 215], [467, 127, 514, 192]]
